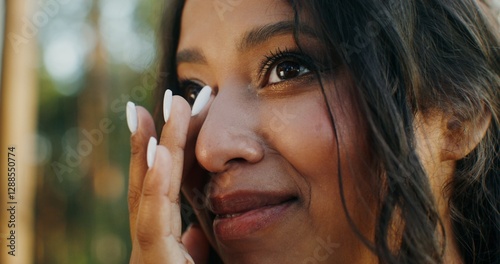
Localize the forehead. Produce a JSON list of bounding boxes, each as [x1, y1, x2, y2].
[[179, 0, 294, 50]]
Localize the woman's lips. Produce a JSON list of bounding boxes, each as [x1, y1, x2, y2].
[[208, 191, 297, 241]]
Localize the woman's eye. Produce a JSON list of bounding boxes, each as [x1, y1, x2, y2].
[[181, 81, 204, 105], [268, 60, 310, 84]]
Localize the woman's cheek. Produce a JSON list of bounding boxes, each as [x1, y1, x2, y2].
[[259, 92, 337, 184]]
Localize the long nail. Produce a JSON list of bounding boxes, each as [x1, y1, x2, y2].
[[191, 86, 212, 116], [126, 101, 138, 133], [147, 137, 157, 168], [163, 89, 173, 123]]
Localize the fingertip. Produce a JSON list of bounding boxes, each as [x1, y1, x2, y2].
[[147, 137, 157, 168], [159, 95, 195, 148], [191, 86, 212, 116], [172, 95, 195, 118], [126, 101, 138, 133], [163, 89, 173, 123], [141, 146, 173, 200], [148, 145, 174, 172]]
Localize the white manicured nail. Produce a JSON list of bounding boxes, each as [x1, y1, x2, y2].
[[147, 137, 157, 168], [126, 101, 138, 133], [163, 89, 173, 122], [191, 86, 212, 116]]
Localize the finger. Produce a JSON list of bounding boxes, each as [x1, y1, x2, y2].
[[159, 95, 192, 200], [159, 87, 214, 188], [128, 104, 157, 238], [182, 223, 210, 264], [155, 87, 214, 251], [159, 90, 214, 240], [184, 89, 214, 176], [158, 95, 191, 239], [129, 243, 142, 264], [136, 145, 190, 263]]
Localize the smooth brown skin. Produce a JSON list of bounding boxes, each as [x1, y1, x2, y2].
[[128, 0, 491, 263], [128, 97, 210, 264]]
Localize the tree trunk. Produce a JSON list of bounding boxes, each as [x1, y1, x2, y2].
[[0, 0, 38, 263]]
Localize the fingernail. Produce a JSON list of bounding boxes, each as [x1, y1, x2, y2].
[[147, 137, 157, 168], [163, 89, 173, 122], [126, 101, 138, 133], [191, 85, 212, 116]]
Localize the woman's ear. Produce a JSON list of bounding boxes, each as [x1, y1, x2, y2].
[[441, 108, 492, 161]]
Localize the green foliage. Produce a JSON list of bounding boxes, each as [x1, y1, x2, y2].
[[35, 0, 163, 263]]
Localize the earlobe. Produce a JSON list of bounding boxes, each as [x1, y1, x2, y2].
[[441, 108, 492, 161]]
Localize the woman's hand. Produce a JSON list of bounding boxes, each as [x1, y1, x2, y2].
[[126, 88, 213, 264]]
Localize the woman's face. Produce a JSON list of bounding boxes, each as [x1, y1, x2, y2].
[[178, 0, 378, 263]]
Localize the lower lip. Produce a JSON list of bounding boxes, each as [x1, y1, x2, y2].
[[213, 200, 295, 241]]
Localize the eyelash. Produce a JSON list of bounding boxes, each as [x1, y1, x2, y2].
[[178, 48, 316, 103], [258, 47, 315, 85]]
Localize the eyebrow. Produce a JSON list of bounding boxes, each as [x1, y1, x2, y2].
[[176, 21, 317, 66], [176, 48, 207, 65], [237, 20, 316, 51]]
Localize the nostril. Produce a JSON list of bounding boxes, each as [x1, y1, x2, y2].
[[226, 158, 247, 168]]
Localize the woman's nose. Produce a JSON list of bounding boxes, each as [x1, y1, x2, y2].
[[195, 88, 264, 173]]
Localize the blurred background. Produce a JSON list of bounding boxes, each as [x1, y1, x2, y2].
[[0, 0, 163, 263]]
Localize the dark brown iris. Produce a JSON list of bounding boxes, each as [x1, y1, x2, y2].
[[277, 61, 301, 80], [185, 86, 201, 105]]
